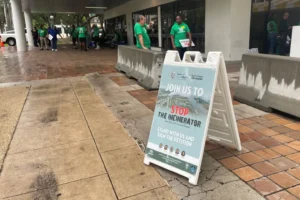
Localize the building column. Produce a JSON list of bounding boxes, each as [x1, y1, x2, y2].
[[205, 0, 251, 61], [158, 6, 162, 48], [126, 12, 134, 45], [10, 0, 27, 51], [24, 9, 34, 47]]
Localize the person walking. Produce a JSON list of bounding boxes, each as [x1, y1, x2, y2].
[[278, 12, 292, 56], [38, 25, 48, 50], [170, 15, 192, 60], [32, 27, 39, 47], [92, 24, 100, 50], [77, 24, 87, 51], [48, 26, 62, 51], [70, 25, 78, 49], [134, 15, 151, 50], [267, 15, 278, 54]]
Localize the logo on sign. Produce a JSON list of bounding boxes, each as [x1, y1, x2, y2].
[[171, 72, 176, 79], [190, 166, 196, 174]]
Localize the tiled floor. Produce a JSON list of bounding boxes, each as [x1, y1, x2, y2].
[[0, 45, 117, 83], [128, 81, 300, 199], [110, 76, 137, 86]]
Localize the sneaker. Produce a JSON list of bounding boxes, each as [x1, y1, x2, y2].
[[55, 49, 58, 52], [52, 49, 54, 51]]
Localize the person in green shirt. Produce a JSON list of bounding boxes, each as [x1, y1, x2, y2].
[[267, 15, 278, 54], [77, 25, 87, 51], [170, 16, 192, 60], [70, 25, 78, 49], [38, 25, 49, 50], [92, 24, 100, 50], [134, 15, 151, 49]]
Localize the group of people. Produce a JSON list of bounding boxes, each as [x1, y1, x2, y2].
[[267, 12, 299, 56], [31, 24, 102, 52], [134, 15, 192, 60], [31, 25, 62, 51], [70, 24, 101, 51]]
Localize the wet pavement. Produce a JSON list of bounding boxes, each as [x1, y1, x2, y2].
[[0, 45, 117, 83]]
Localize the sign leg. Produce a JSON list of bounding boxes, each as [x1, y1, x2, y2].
[[144, 156, 150, 166], [189, 176, 198, 185]]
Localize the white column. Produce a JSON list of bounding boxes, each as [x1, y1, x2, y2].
[[10, 0, 27, 51], [24, 9, 34, 47], [205, 0, 251, 61], [158, 6, 162, 48]]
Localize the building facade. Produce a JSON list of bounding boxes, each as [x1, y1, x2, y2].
[[104, 0, 300, 61]]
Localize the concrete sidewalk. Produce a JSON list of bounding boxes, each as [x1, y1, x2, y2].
[[0, 78, 176, 200], [86, 72, 266, 200]]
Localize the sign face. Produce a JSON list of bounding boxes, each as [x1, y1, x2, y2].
[[179, 39, 195, 48], [145, 63, 217, 177], [144, 51, 241, 185]]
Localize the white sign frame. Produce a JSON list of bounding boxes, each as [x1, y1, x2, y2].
[[144, 51, 241, 185]]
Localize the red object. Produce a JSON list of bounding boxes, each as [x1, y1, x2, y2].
[[0, 36, 4, 47]]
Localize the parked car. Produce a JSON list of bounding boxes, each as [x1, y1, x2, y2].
[[0, 29, 28, 46]]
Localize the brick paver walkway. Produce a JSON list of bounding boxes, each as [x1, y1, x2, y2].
[[125, 77, 300, 199]]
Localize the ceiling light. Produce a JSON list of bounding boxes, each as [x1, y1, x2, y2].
[[85, 6, 107, 9]]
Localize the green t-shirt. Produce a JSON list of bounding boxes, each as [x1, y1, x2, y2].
[[77, 27, 86, 38], [70, 28, 78, 38], [170, 22, 191, 47], [134, 23, 151, 49], [267, 21, 278, 34], [93, 27, 99, 37], [38, 29, 47, 37]]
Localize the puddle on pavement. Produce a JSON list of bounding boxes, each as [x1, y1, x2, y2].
[[40, 108, 58, 123]]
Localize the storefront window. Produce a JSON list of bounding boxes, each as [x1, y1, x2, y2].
[[250, 0, 300, 54], [161, 0, 205, 52], [105, 15, 127, 42]]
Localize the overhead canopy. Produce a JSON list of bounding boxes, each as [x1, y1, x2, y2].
[[21, 0, 131, 14]]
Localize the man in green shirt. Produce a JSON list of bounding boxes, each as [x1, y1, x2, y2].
[[267, 15, 278, 54], [134, 15, 151, 49], [77, 25, 87, 51], [38, 25, 48, 50], [170, 16, 192, 60], [92, 24, 100, 50]]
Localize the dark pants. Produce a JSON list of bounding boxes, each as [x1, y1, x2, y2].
[[177, 47, 187, 60], [51, 38, 57, 50], [93, 36, 100, 47], [33, 37, 38, 47], [278, 33, 287, 56], [72, 37, 77, 47], [268, 32, 277, 54]]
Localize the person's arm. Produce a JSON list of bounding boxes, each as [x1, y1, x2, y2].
[[186, 25, 192, 47], [138, 34, 147, 50], [170, 26, 176, 50]]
